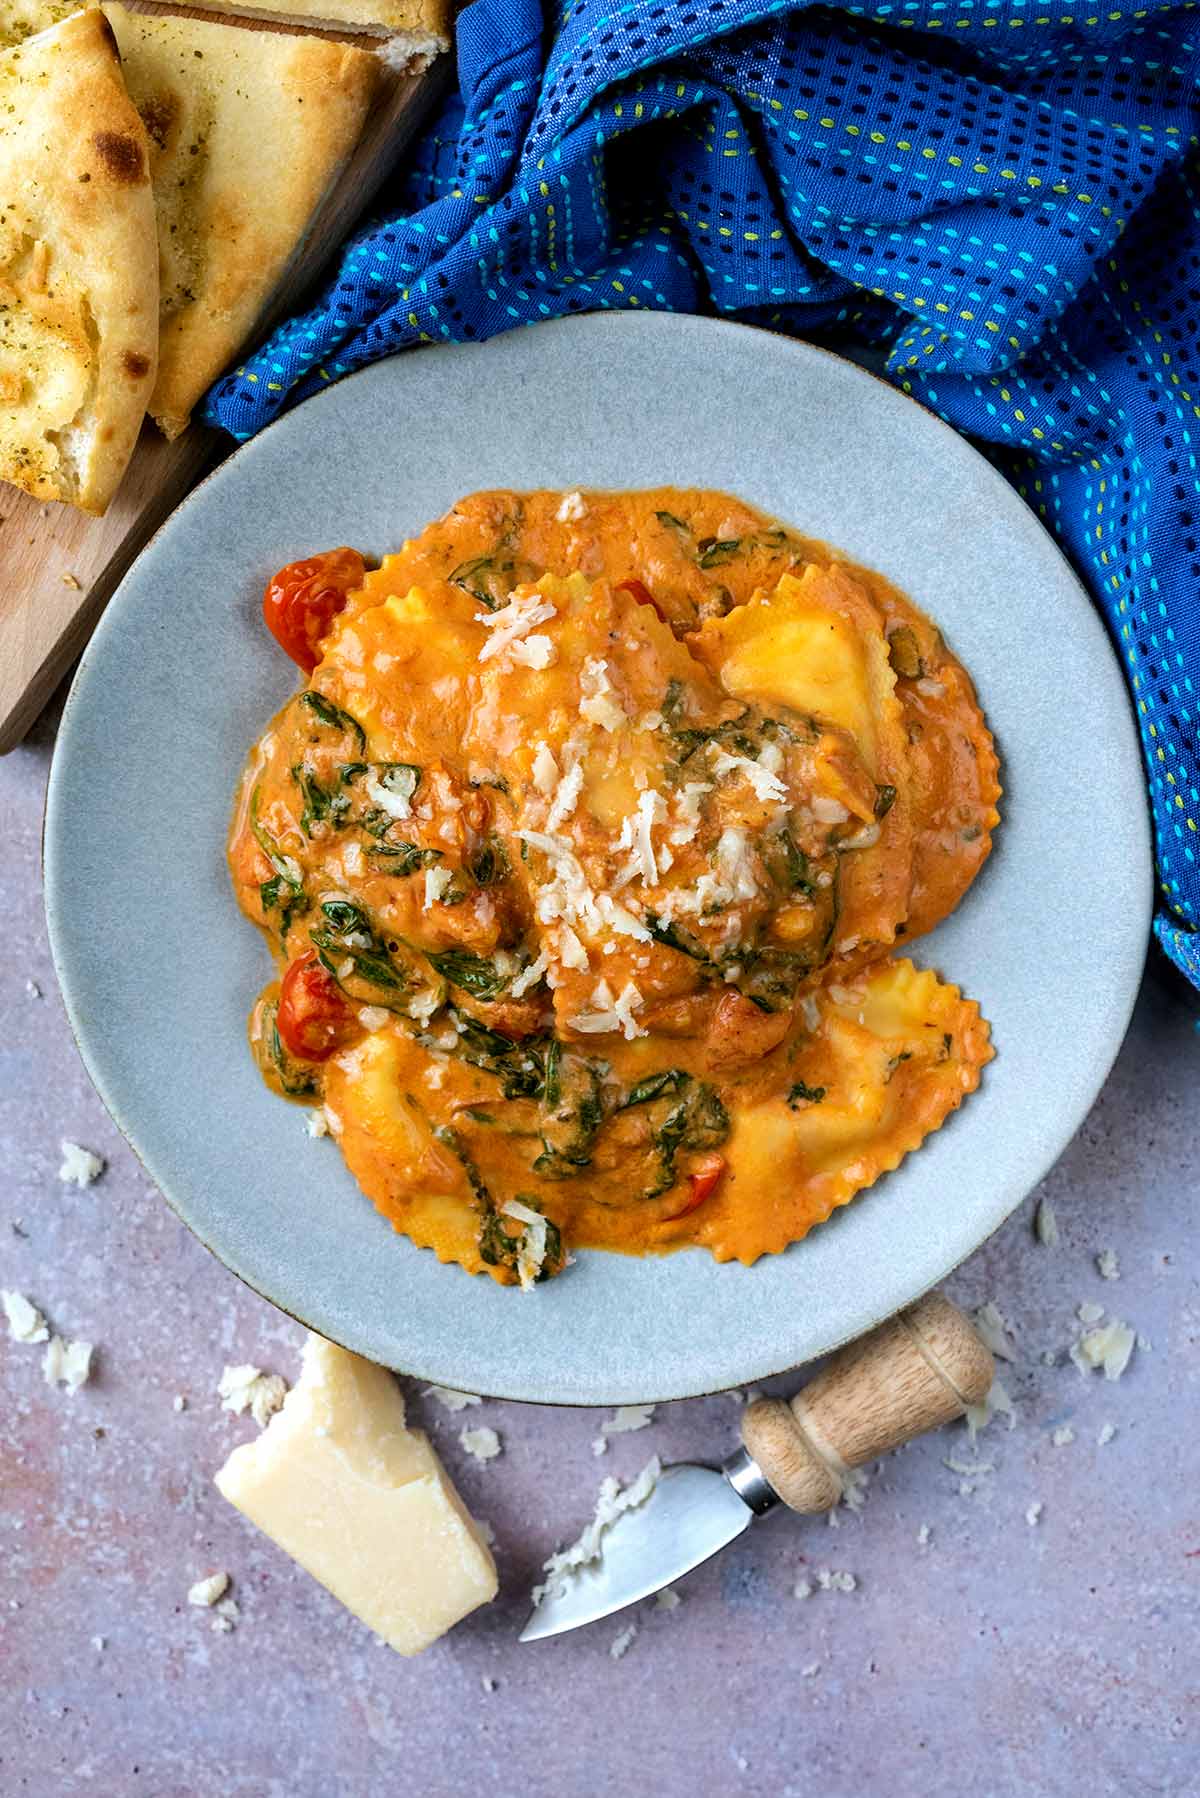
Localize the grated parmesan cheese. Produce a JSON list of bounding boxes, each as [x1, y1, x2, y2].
[[556, 491, 587, 523], [476, 590, 557, 663], [43, 1336, 93, 1393], [1034, 1197, 1059, 1246], [966, 1375, 1015, 1439], [188, 1572, 229, 1608], [58, 1141, 105, 1187], [1052, 1425, 1075, 1447], [810, 796, 850, 825], [546, 758, 585, 832], [532, 1457, 662, 1608], [569, 978, 646, 1041], [509, 634, 556, 670], [1071, 1318, 1136, 1381], [709, 744, 788, 806], [1025, 1501, 1043, 1527], [532, 742, 558, 794], [501, 1197, 550, 1291], [609, 1623, 637, 1660], [714, 827, 760, 901], [815, 1568, 858, 1593], [218, 1364, 289, 1429], [3, 1290, 48, 1344], [1098, 1421, 1117, 1446], [423, 1386, 481, 1412], [357, 1007, 390, 1032], [423, 866, 454, 909], [1096, 1247, 1121, 1281], [655, 1586, 681, 1612], [579, 657, 627, 732], [510, 952, 549, 998], [460, 1426, 502, 1463], [973, 1300, 1017, 1362]]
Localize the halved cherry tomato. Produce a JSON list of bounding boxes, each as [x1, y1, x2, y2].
[[263, 548, 366, 672], [616, 577, 670, 623], [276, 950, 359, 1062], [663, 1152, 727, 1220]]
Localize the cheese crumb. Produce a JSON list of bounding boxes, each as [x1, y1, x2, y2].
[[815, 1568, 858, 1593], [965, 1375, 1015, 1439], [1034, 1198, 1059, 1246], [801, 1661, 821, 1679], [532, 742, 558, 794], [1071, 1319, 1136, 1381], [1096, 1248, 1121, 1281], [481, 1674, 497, 1693], [532, 1457, 662, 1608], [218, 1364, 289, 1429], [3, 1290, 49, 1344], [917, 1524, 932, 1546], [58, 1141, 105, 1187], [510, 952, 549, 998], [546, 757, 585, 832], [579, 657, 627, 731], [460, 1426, 502, 1463], [357, 1006, 390, 1032], [709, 743, 788, 806], [211, 1596, 241, 1634], [509, 634, 557, 670], [500, 1197, 550, 1291], [173, 1395, 187, 1413], [793, 1578, 813, 1599], [609, 1623, 638, 1660], [423, 866, 454, 909], [43, 1335, 93, 1392], [1025, 1502, 1043, 1527], [1076, 1300, 1105, 1324], [306, 1109, 330, 1138], [424, 1386, 482, 1412], [972, 1300, 1016, 1361], [188, 1572, 230, 1608], [476, 590, 557, 663], [556, 490, 587, 523], [363, 770, 413, 821], [92, 1636, 105, 1652], [569, 977, 646, 1041], [600, 1403, 656, 1437], [655, 1587, 681, 1612], [1098, 1421, 1117, 1446], [1052, 1425, 1075, 1447]]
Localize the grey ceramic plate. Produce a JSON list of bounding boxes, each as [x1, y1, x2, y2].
[[45, 314, 1150, 1405]]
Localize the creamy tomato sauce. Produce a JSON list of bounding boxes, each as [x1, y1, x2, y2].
[[230, 489, 999, 1286]]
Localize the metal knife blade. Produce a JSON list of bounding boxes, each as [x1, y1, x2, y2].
[[519, 1459, 767, 1642]]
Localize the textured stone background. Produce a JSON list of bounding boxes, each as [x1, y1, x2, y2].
[[3, 706, 1198, 1798]]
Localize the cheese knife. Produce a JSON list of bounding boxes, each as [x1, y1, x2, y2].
[[520, 1291, 993, 1641]]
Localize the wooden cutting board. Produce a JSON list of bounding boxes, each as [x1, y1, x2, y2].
[[0, 8, 448, 754]]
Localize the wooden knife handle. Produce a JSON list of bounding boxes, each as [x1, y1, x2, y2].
[[739, 1292, 993, 1513]]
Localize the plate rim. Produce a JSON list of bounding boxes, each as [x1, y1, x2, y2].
[[44, 311, 1152, 1404]]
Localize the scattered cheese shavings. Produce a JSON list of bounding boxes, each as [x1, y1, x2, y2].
[[1077, 1300, 1105, 1324], [43, 1336, 93, 1393], [460, 1426, 502, 1462], [58, 1141, 105, 1187], [973, 1301, 1017, 1361], [1071, 1319, 1136, 1381], [357, 1006, 390, 1032], [3, 1290, 48, 1344], [423, 866, 454, 909], [801, 1661, 821, 1678], [601, 1404, 656, 1437], [579, 657, 627, 731], [943, 1454, 994, 1479], [173, 1395, 187, 1413], [1096, 1248, 1121, 1281], [1052, 1425, 1075, 1447], [655, 1587, 681, 1612], [92, 1636, 105, 1652], [510, 952, 549, 998], [26, 979, 42, 998], [917, 1524, 932, 1546], [211, 1597, 241, 1634], [306, 1109, 329, 1138], [510, 634, 556, 670], [609, 1623, 638, 1660], [532, 1457, 662, 1608], [556, 490, 587, 522], [1034, 1198, 1059, 1246], [709, 744, 788, 805], [423, 1386, 481, 1412], [545, 758, 585, 832], [532, 742, 558, 794], [481, 1674, 497, 1693], [1025, 1502, 1043, 1527], [965, 1375, 1015, 1439], [793, 1578, 813, 1600], [1098, 1421, 1117, 1446], [592, 1437, 609, 1457], [840, 1464, 870, 1513], [501, 1198, 549, 1292], [815, 1568, 858, 1593], [569, 977, 647, 1041], [218, 1364, 289, 1429], [363, 771, 413, 821], [476, 590, 557, 663], [188, 1572, 229, 1608]]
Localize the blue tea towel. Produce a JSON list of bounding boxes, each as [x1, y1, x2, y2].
[[203, 0, 1200, 990]]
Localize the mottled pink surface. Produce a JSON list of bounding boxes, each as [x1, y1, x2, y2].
[[3, 704, 1198, 1798]]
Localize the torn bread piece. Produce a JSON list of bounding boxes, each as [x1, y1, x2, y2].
[[215, 1334, 497, 1655], [0, 9, 158, 513], [103, 5, 378, 440], [158, 0, 450, 55]]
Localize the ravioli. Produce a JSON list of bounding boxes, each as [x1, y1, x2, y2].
[[229, 488, 999, 1284]]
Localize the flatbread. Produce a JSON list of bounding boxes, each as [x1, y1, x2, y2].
[[158, 0, 450, 52], [0, 9, 158, 513], [102, 5, 378, 441]]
